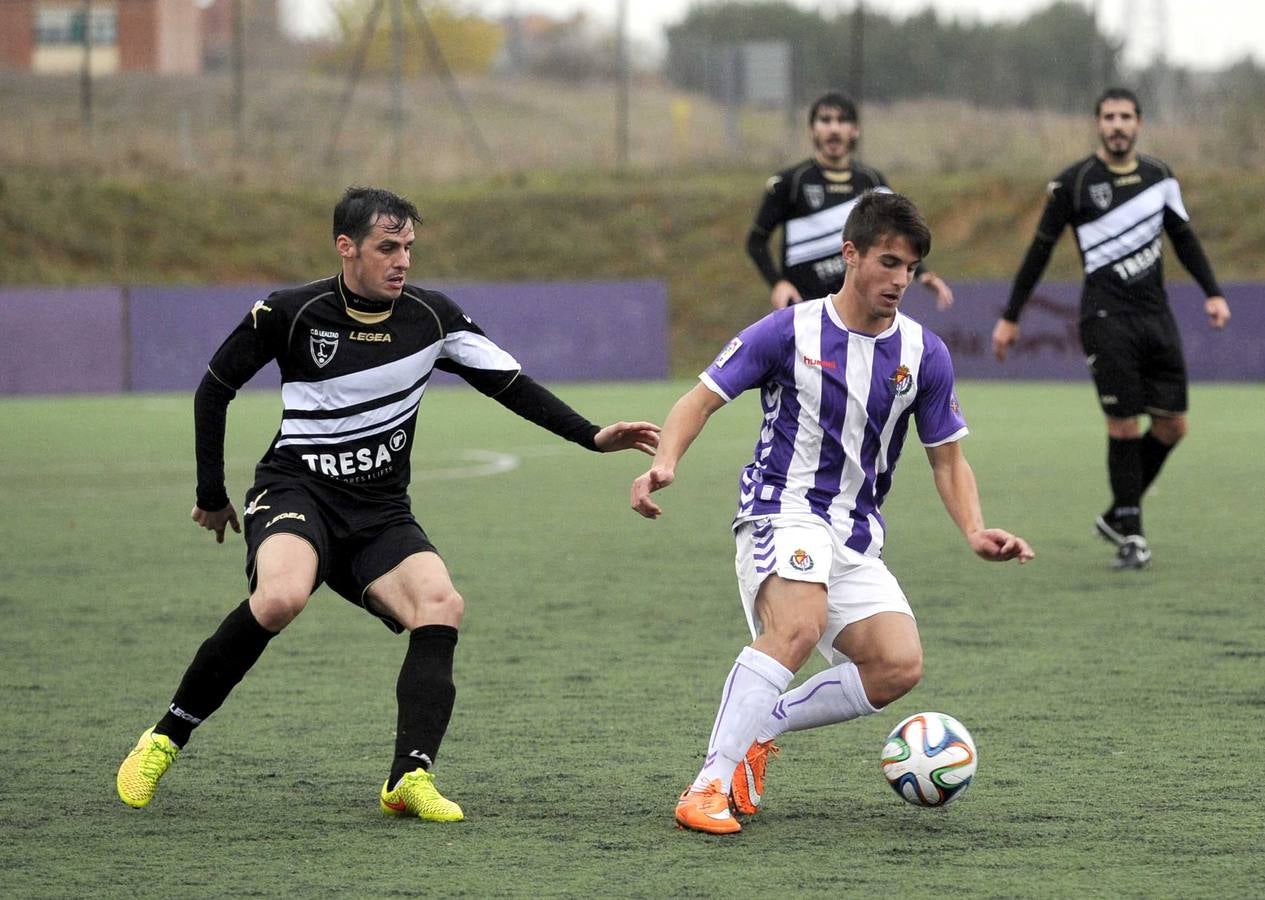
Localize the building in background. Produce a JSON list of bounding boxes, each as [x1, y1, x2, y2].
[[1, 0, 204, 74]]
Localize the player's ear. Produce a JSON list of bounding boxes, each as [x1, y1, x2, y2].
[[842, 240, 859, 268], [335, 234, 357, 258]]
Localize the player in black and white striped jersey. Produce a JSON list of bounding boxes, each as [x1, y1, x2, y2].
[[992, 87, 1231, 570], [745, 92, 954, 311], [115, 186, 659, 820]]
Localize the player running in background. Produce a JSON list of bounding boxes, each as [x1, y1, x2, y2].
[[746, 91, 954, 311], [633, 191, 1032, 835], [991, 87, 1230, 570], [116, 186, 659, 821]]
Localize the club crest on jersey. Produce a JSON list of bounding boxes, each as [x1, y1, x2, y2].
[[890, 364, 914, 396], [788, 548, 814, 571], [1089, 182, 1113, 210], [310, 328, 339, 368], [803, 184, 825, 210]]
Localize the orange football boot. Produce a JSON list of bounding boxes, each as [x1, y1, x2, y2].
[[729, 739, 779, 815], [675, 779, 741, 834]]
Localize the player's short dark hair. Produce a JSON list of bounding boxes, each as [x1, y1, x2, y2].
[[843, 191, 931, 260], [809, 92, 858, 125], [1095, 87, 1141, 118], [333, 186, 421, 244]]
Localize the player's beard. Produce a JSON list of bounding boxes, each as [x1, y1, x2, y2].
[[1100, 131, 1136, 161]]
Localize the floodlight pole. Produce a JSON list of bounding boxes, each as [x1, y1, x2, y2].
[[401, 0, 497, 170], [231, 0, 246, 156], [80, 0, 93, 130], [389, 0, 405, 174], [614, 0, 629, 170], [850, 0, 864, 110], [325, 0, 387, 166]]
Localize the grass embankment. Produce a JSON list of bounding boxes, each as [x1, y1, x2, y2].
[[3, 167, 1262, 375]]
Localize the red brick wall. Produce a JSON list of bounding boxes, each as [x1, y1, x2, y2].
[[0, 0, 36, 69], [116, 0, 159, 71]]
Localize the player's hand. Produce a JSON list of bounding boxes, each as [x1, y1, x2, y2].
[[991, 319, 1019, 362], [920, 272, 954, 310], [770, 280, 800, 310], [192, 503, 241, 544], [630, 466, 675, 518], [968, 528, 1034, 564], [595, 421, 661, 455], [1205, 296, 1230, 329]]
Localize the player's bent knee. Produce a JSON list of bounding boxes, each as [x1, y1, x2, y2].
[[249, 583, 311, 631], [408, 587, 463, 629], [867, 653, 923, 707], [1152, 416, 1187, 444]]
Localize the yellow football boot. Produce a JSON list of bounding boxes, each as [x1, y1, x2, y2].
[[116, 727, 179, 808], [379, 769, 464, 822]]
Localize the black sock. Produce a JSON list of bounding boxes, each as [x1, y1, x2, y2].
[[1139, 430, 1175, 495], [389, 624, 459, 788], [154, 599, 277, 747], [1107, 436, 1144, 535]]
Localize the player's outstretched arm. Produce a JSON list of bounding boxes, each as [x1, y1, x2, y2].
[[925, 441, 1034, 564], [630, 383, 727, 519], [991, 319, 1020, 362], [191, 503, 241, 544], [769, 279, 801, 309], [1205, 296, 1230, 329], [918, 271, 954, 310], [594, 421, 661, 456]]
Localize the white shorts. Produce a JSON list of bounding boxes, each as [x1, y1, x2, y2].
[[734, 515, 914, 665]]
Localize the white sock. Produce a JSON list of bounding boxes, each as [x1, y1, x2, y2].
[[692, 647, 793, 793], [756, 661, 878, 742]]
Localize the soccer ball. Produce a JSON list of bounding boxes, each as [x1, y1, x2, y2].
[[880, 712, 977, 807]]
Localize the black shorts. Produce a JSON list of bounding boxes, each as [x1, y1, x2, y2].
[[242, 479, 436, 633], [1079, 310, 1187, 419]]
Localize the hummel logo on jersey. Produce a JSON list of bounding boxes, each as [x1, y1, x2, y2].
[[249, 300, 273, 328], [803, 355, 837, 369], [310, 328, 339, 368], [244, 490, 270, 516], [1089, 182, 1113, 210]]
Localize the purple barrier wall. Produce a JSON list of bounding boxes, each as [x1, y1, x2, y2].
[[0, 287, 126, 394], [128, 285, 284, 392], [893, 281, 1265, 380], [0, 281, 1258, 394], [124, 279, 668, 392]]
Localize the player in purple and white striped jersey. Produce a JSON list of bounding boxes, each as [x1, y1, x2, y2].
[[633, 191, 1033, 835]]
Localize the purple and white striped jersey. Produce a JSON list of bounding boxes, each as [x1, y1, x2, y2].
[[700, 298, 968, 556]]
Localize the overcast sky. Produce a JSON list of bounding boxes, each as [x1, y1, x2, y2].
[[281, 0, 1264, 70]]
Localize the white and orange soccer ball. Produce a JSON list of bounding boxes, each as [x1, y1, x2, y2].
[[880, 712, 977, 807]]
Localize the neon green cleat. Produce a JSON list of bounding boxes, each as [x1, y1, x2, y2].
[[116, 727, 180, 808], [380, 769, 464, 822]]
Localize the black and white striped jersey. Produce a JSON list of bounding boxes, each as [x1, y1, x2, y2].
[[746, 158, 892, 301], [1005, 154, 1222, 321], [204, 275, 520, 504]]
